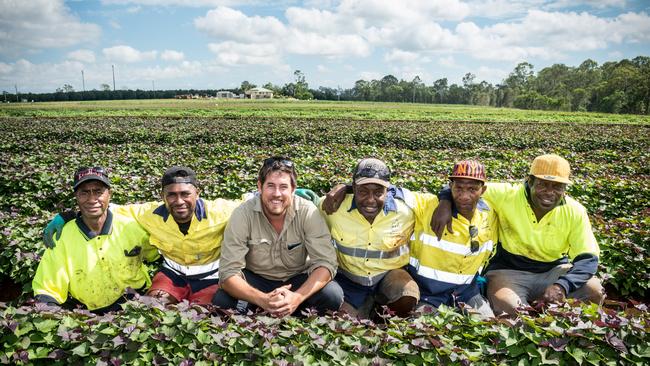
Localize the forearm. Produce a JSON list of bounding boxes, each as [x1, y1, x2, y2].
[[221, 274, 269, 309], [294, 267, 332, 304], [555, 253, 599, 294]]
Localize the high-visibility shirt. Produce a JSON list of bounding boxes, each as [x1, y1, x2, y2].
[[482, 182, 599, 271], [115, 198, 241, 268], [320, 188, 415, 286], [408, 193, 497, 306], [32, 210, 157, 310]]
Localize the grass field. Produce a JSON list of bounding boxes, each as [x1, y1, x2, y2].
[[0, 100, 648, 365]]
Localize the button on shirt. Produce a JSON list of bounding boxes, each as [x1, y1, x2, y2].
[[219, 195, 338, 282]]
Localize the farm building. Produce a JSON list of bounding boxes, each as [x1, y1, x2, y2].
[[245, 87, 273, 99], [216, 90, 238, 99]]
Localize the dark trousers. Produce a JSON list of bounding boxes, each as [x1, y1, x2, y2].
[[212, 269, 343, 316]]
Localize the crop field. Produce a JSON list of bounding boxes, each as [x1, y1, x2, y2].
[[0, 100, 649, 365]]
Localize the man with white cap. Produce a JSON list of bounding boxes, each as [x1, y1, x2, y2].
[[321, 158, 420, 318], [431, 154, 605, 316]]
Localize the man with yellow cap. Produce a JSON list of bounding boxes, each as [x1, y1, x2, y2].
[[431, 154, 605, 316]]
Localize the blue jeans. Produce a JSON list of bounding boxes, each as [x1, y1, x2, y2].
[[212, 269, 343, 316]]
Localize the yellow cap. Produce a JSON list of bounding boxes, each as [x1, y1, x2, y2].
[[529, 154, 571, 184]]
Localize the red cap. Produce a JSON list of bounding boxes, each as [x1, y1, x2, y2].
[[449, 160, 486, 182]]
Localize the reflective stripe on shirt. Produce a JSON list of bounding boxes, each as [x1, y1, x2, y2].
[[333, 239, 409, 259], [408, 257, 475, 285], [162, 257, 220, 280], [413, 232, 494, 256]]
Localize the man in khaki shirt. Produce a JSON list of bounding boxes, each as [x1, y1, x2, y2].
[[213, 157, 343, 317]]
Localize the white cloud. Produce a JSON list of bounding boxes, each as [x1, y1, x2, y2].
[[438, 55, 458, 68], [109, 20, 122, 29], [0, 0, 101, 56], [208, 41, 282, 66], [285, 30, 370, 57], [103, 45, 158, 63], [161, 50, 185, 61], [317, 64, 329, 72], [194, 6, 286, 43], [101, 0, 259, 7], [67, 50, 97, 63], [384, 49, 421, 64]]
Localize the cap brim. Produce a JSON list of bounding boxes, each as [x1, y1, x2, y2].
[[74, 176, 111, 190], [354, 177, 390, 187], [533, 174, 571, 184], [449, 175, 486, 183]]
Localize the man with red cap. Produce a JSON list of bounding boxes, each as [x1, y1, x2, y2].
[[431, 154, 605, 316], [409, 160, 496, 317]]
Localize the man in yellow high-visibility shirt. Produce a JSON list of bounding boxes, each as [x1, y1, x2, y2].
[[409, 160, 496, 317], [431, 154, 605, 316], [33, 167, 158, 313], [320, 158, 419, 318]]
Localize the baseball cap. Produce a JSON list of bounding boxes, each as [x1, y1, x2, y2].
[[73, 167, 111, 191], [353, 158, 390, 188], [449, 160, 486, 182], [529, 154, 571, 184], [161, 166, 198, 188]]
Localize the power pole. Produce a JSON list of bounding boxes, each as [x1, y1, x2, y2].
[[152, 80, 155, 99], [112, 65, 116, 91], [15, 84, 19, 102], [81, 70, 86, 92]]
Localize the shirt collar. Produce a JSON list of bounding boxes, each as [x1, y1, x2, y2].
[[153, 198, 207, 222], [75, 210, 113, 240], [348, 184, 400, 214]]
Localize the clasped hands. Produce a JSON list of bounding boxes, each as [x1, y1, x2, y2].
[[262, 284, 304, 318]]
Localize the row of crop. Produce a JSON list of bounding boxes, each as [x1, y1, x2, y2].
[[1, 300, 648, 365], [2, 117, 648, 152]]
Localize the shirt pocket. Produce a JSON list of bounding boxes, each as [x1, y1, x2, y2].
[[281, 242, 307, 270]]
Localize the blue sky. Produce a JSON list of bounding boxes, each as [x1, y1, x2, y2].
[[1, 0, 649, 93]]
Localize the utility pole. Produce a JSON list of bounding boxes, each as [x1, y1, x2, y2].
[[152, 80, 155, 99], [15, 84, 19, 102], [81, 70, 86, 92], [112, 65, 116, 91], [3, 91, 7, 103]]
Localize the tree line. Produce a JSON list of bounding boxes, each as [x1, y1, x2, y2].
[[5, 56, 649, 115]]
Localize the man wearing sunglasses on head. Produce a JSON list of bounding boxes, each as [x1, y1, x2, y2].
[[33, 167, 159, 313], [213, 157, 343, 317], [430, 154, 605, 316], [319, 158, 420, 318]]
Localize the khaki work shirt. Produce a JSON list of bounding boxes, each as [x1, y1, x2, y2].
[[219, 195, 338, 282]]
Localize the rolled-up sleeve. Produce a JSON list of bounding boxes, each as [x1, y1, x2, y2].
[[218, 206, 251, 282], [302, 203, 338, 279]]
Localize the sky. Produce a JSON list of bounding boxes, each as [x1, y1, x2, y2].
[[1, 0, 649, 94]]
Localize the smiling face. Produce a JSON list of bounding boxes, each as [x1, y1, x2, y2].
[[529, 176, 566, 217], [353, 183, 387, 223], [162, 183, 199, 224], [258, 170, 295, 220], [75, 180, 111, 220]]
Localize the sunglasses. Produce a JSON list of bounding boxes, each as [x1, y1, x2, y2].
[[354, 167, 390, 181], [469, 225, 479, 253], [263, 157, 294, 169]]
